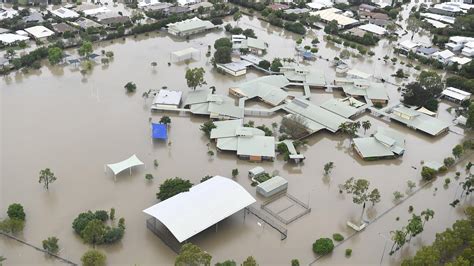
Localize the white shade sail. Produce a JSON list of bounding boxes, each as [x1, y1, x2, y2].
[[143, 176, 256, 242], [106, 154, 144, 175]]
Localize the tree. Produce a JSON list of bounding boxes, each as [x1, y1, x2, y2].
[[233, 11, 242, 23], [160, 116, 171, 125], [200, 120, 216, 137], [78, 41, 93, 58], [444, 157, 455, 167], [42, 237, 59, 254], [280, 115, 309, 138], [156, 177, 193, 201], [407, 180, 416, 191], [216, 260, 237, 266], [402, 82, 438, 111], [312, 238, 334, 255], [467, 103, 474, 129], [242, 256, 257, 266], [81, 250, 106, 266], [0, 218, 25, 233], [324, 20, 338, 34], [324, 162, 334, 175], [214, 38, 232, 49], [175, 243, 212, 266], [48, 47, 63, 65], [258, 60, 270, 70], [418, 71, 443, 96], [291, 259, 300, 266], [421, 166, 437, 181], [390, 230, 406, 254], [406, 16, 422, 40], [242, 29, 256, 38], [110, 208, 115, 221], [270, 58, 282, 72], [81, 219, 106, 246], [213, 47, 232, 64], [453, 145, 464, 159], [341, 177, 381, 223], [362, 120, 371, 134], [105, 51, 114, 58], [232, 168, 239, 178], [7, 203, 25, 221], [393, 191, 405, 201], [185, 67, 206, 90], [406, 214, 424, 241], [5, 48, 16, 60], [39, 168, 57, 190], [151, 61, 157, 68], [124, 82, 137, 93], [421, 209, 435, 226]]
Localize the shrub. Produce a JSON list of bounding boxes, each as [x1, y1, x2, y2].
[[42, 237, 59, 254], [0, 218, 25, 233], [312, 238, 334, 255], [421, 166, 437, 181], [72, 211, 96, 234], [345, 249, 352, 257], [333, 233, 344, 242], [156, 177, 193, 201], [444, 157, 455, 167], [444, 178, 451, 187], [232, 168, 239, 178], [291, 259, 300, 266], [145, 174, 154, 180], [94, 210, 109, 222], [408, 205, 414, 213], [81, 250, 106, 266], [103, 227, 124, 244], [7, 203, 25, 221]]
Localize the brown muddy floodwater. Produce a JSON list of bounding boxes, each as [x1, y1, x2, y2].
[[1, 14, 473, 265]]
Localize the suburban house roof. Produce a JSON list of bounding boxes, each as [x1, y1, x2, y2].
[[336, 79, 389, 101], [52, 22, 78, 33], [257, 176, 288, 193], [24, 26, 55, 39], [358, 23, 386, 35], [83, 7, 111, 16], [143, 176, 256, 243], [51, 7, 79, 19], [237, 135, 275, 158], [246, 37, 266, 50], [23, 12, 44, 23], [442, 87, 471, 101], [73, 17, 103, 29], [152, 89, 183, 106], [310, 8, 358, 27], [167, 17, 215, 33], [0, 33, 29, 44]]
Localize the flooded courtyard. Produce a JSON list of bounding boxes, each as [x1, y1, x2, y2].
[[1, 14, 473, 265]]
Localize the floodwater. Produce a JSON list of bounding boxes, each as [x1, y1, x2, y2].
[[1, 12, 473, 266]]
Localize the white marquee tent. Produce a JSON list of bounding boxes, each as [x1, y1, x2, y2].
[[106, 154, 144, 179], [143, 176, 256, 242]]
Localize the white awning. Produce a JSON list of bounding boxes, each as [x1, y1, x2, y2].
[[143, 176, 256, 242], [106, 154, 144, 175]]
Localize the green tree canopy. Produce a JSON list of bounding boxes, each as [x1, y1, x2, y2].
[[78, 41, 93, 58], [39, 168, 57, 190], [214, 38, 232, 49], [312, 238, 334, 255], [242, 256, 258, 266], [157, 177, 193, 201], [185, 67, 206, 90], [175, 243, 212, 266], [48, 47, 63, 65], [7, 203, 25, 221], [81, 250, 106, 266], [213, 47, 232, 64]]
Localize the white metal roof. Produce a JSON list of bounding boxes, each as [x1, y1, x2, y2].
[[106, 154, 144, 175], [442, 87, 471, 101], [434, 49, 455, 60], [399, 40, 421, 50], [24, 26, 55, 39], [311, 8, 358, 26], [449, 56, 472, 65], [83, 7, 111, 16], [0, 33, 29, 44], [358, 23, 387, 35], [152, 89, 182, 106], [51, 7, 79, 19], [143, 176, 256, 242]]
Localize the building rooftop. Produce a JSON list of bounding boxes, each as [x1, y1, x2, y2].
[[389, 106, 450, 136], [0, 33, 29, 44], [24, 26, 55, 39], [257, 176, 288, 192], [51, 7, 79, 19], [358, 23, 386, 35], [152, 89, 183, 106], [232, 75, 290, 106], [353, 127, 405, 158], [52, 22, 78, 33], [167, 17, 215, 33], [73, 17, 103, 29], [311, 8, 358, 27], [442, 87, 471, 101], [143, 176, 256, 243], [237, 135, 275, 158], [319, 98, 360, 118]]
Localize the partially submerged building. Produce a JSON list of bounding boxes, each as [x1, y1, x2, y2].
[[230, 75, 291, 106], [334, 79, 389, 106], [441, 87, 471, 103], [310, 8, 359, 29], [152, 89, 183, 109], [319, 98, 364, 119], [217, 61, 252, 77], [257, 176, 288, 197], [280, 65, 327, 87], [210, 119, 275, 161], [182, 89, 244, 119], [167, 17, 217, 37], [24, 25, 54, 40], [353, 127, 405, 160], [387, 106, 450, 136]]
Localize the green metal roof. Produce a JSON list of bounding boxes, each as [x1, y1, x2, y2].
[[320, 98, 359, 118], [235, 75, 290, 106], [353, 137, 395, 158], [389, 106, 450, 136], [237, 135, 275, 158]]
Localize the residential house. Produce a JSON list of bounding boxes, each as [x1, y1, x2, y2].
[[22, 12, 44, 24], [416, 46, 438, 58], [307, 0, 333, 11], [449, 56, 472, 68], [446, 36, 474, 52], [428, 3, 464, 16], [358, 23, 387, 36], [462, 42, 474, 57], [73, 17, 103, 30], [167, 17, 217, 37], [441, 87, 471, 103], [311, 8, 359, 29], [152, 89, 183, 109], [217, 61, 252, 77], [96, 13, 131, 27], [50, 7, 80, 19], [388, 105, 450, 136], [52, 22, 79, 34], [398, 40, 422, 55], [188, 2, 213, 13], [0, 8, 18, 21], [24, 25, 55, 40], [335, 78, 389, 106], [432, 49, 455, 64], [359, 3, 377, 13]]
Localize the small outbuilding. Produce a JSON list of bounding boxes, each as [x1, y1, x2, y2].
[[248, 166, 265, 178], [441, 87, 471, 103], [152, 89, 182, 109], [257, 176, 288, 197]]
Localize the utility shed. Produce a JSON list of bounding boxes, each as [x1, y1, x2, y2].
[[152, 89, 182, 109], [441, 87, 471, 103], [171, 47, 201, 62], [167, 17, 216, 36], [257, 176, 288, 197], [249, 166, 265, 178]]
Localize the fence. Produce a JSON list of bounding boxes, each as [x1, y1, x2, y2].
[[245, 206, 288, 240], [261, 193, 311, 225], [146, 218, 182, 253]]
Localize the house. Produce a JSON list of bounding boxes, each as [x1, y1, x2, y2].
[[398, 40, 422, 55], [152, 89, 183, 109], [188, 2, 213, 13], [177, 0, 201, 6], [73, 17, 103, 30], [96, 13, 131, 27], [359, 11, 389, 21], [248, 166, 265, 178], [446, 36, 474, 52], [388, 105, 450, 136], [346, 69, 372, 80], [441, 87, 471, 103], [307, 0, 333, 11], [24, 25, 55, 40], [359, 3, 377, 13], [353, 127, 405, 160], [210, 119, 275, 162], [0, 28, 9, 34], [52, 22, 79, 34], [358, 23, 387, 36], [284, 8, 310, 15], [181, 89, 244, 120], [449, 56, 472, 68], [310, 8, 359, 29], [231, 35, 247, 49], [231, 35, 266, 55], [420, 12, 455, 24], [143, 2, 173, 12], [416, 46, 438, 58], [138, 0, 165, 9], [50, 7, 80, 19], [0, 8, 18, 20], [217, 61, 252, 77], [0, 33, 29, 45], [319, 98, 362, 119], [22, 12, 44, 23], [462, 42, 474, 57], [167, 17, 217, 36], [432, 49, 455, 64], [424, 18, 448, 29], [257, 176, 288, 197], [348, 27, 365, 38], [83, 7, 111, 17], [269, 3, 289, 11], [428, 3, 464, 16], [279, 65, 327, 87]]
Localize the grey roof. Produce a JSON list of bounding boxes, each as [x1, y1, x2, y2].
[[237, 135, 275, 158], [98, 15, 131, 25], [0, 28, 9, 34], [23, 12, 44, 23], [337, 79, 389, 101], [257, 176, 288, 192], [320, 98, 359, 118], [424, 161, 443, 170], [167, 17, 214, 33], [284, 8, 310, 14], [218, 61, 251, 72], [52, 22, 78, 33], [284, 98, 350, 133], [210, 119, 244, 139], [75, 17, 102, 29], [183, 89, 212, 106], [417, 46, 438, 55], [353, 127, 405, 158], [232, 75, 290, 106], [249, 166, 265, 176], [280, 65, 326, 86], [389, 106, 450, 136]]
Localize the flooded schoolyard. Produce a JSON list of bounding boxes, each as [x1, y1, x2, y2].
[[1, 14, 473, 265]]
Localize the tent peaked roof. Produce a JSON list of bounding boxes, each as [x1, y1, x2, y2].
[[106, 154, 144, 175], [143, 176, 255, 242]]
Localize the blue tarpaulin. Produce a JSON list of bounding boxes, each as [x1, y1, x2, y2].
[[152, 123, 167, 140]]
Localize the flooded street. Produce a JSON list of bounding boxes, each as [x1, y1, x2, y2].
[[1, 14, 473, 265]]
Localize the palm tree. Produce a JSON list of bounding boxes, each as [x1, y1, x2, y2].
[[405, 214, 423, 242], [420, 209, 435, 226], [390, 229, 406, 255], [362, 120, 371, 134]]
